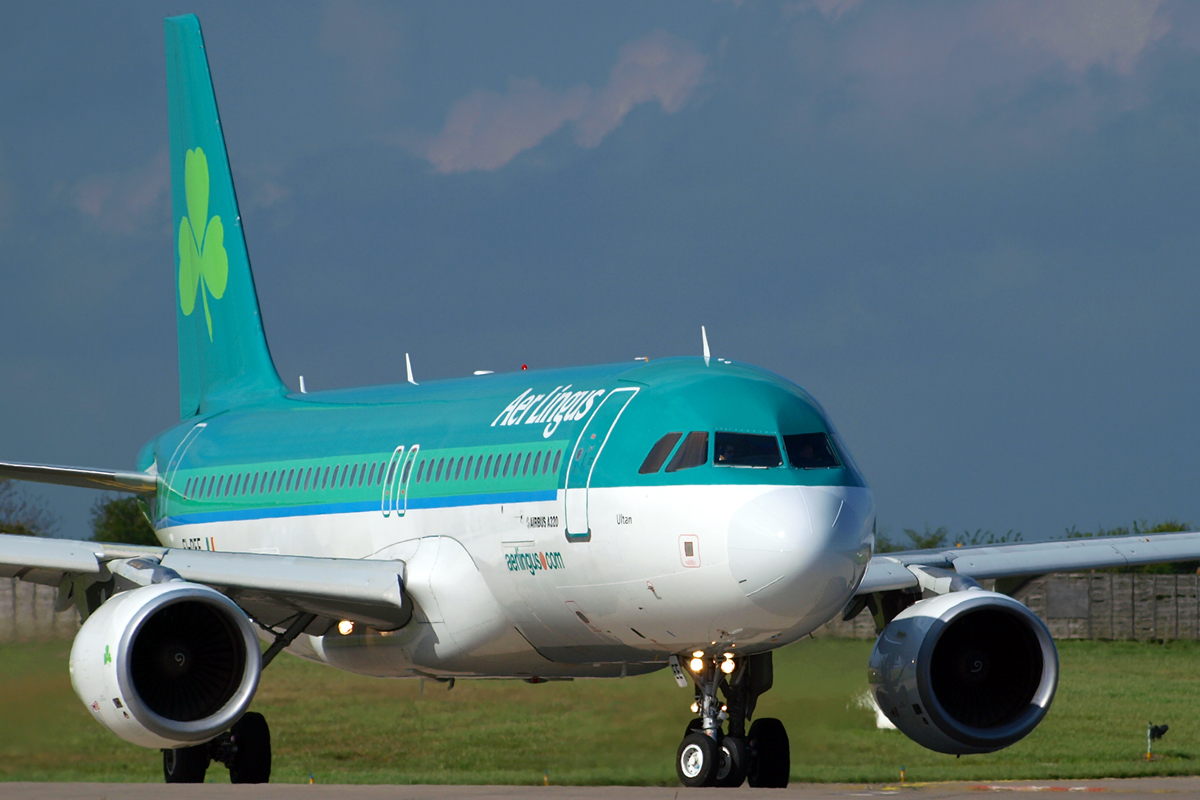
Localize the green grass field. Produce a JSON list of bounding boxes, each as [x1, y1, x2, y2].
[[2, 637, 1198, 784]]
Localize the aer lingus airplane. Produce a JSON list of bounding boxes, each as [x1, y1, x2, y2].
[[5, 14, 1200, 788]]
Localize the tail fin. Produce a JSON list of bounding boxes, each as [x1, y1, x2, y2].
[[165, 15, 286, 418]]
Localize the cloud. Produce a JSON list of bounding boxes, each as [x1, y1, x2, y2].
[[425, 31, 707, 173], [575, 32, 709, 148], [68, 147, 169, 236], [983, 0, 1169, 75]]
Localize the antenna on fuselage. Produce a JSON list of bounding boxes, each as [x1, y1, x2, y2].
[[406, 353, 418, 385], [701, 326, 711, 367], [299, 376, 306, 393]]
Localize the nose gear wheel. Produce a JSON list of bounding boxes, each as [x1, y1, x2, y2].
[[674, 651, 788, 788]]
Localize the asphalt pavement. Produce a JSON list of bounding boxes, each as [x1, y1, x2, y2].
[[6, 777, 1200, 799]]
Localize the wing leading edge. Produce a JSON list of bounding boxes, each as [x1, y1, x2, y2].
[[857, 530, 1200, 594], [0, 459, 157, 495]]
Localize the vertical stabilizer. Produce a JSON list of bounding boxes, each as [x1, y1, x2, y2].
[[166, 15, 286, 418]]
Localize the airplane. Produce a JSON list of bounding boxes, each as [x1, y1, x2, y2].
[[4, 13, 1200, 788]]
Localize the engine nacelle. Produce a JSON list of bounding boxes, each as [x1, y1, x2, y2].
[[69, 582, 261, 749], [868, 590, 1057, 754]]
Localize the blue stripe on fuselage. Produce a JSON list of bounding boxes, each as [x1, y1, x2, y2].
[[160, 489, 558, 527]]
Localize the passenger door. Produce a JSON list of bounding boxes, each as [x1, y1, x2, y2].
[[563, 388, 638, 541]]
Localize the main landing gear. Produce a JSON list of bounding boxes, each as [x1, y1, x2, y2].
[[163, 711, 272, 784], [674, 651, 789, 788]]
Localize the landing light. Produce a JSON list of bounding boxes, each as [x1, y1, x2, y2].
[[720, 658, 735, 675], [337, 620, 354, 635], [689, 657, 705, 672], [690, 701, 699, 714], [692, 650, 704, 658]]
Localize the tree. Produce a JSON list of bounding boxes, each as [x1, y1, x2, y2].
[[91, 495, 160, 546], [874, 525, 1022, 553], [0, 479, 57, 536]]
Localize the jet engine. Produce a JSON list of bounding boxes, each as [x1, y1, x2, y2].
[[868, 590, 1058, 754], [69, 582, 261, 749]]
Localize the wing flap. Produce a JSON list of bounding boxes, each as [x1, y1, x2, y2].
[[0, 534, 409, 630], [0, 460, 157, 495]]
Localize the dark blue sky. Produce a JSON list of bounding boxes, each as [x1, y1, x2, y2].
[[3, 1, 1199, 542]]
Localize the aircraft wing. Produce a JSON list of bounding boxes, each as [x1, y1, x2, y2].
[[856, 530, 1200, 594], [0, 533, 408, 632], [0, 459, 157, 494]]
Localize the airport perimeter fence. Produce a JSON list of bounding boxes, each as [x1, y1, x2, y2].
[[821, 572, 1200, 641], [0, 578, 80, 642], [5, 572, 1200, 644]]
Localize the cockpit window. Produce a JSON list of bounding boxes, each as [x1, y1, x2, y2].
[[665, 431, 709, 472], [639, 432, 682, 474], [714, 432, 783, 468], [784, 433, 840, 469]]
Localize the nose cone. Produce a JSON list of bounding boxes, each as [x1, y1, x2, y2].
[[727, 486, 873, 621]]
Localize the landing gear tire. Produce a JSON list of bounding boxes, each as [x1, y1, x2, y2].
[[746, 717, 789, 788], [676, 731, 718, 787], [715, 734, 747, 788], [228, 711, 272, 784], [163, 743, 209, 783]]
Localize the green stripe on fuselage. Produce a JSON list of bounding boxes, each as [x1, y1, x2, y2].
[[148, 357, 867, 522]]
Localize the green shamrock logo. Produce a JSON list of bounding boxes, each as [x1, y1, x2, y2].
[[178, 147, 228, 340], [103, 644, 112, 665]]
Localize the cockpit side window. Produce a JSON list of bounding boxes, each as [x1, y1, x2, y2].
[[714, 432, 783, 468], [639, 432, 683, 474], [665, 431, 709, 472], [783, 432, 840, 469]]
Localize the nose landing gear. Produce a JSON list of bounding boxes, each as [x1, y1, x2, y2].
[[162, 711, 272, 784], [674, 651, 789, 788]]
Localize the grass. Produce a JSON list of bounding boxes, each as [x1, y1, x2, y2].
[[2, 637, 1199, 784]]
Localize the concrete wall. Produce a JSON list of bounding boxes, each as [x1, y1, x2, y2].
[[818, 572, 1200, 641], [0, 578, 80, 642]]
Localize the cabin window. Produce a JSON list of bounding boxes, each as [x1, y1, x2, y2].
[[357, 463, 365, 487], [183, 478, 192, 498], [494, 454, 503, 478], [714, 432, 782, 468], [473, 456, 482, 479], [454, 458, 464, 480], [213, 476, 223, 497], [665, 431, 709, 472], [300, 467, 309, 491], [401, 458, 413, 485], [233, 474, 242, 496], [338, 465, 349, 488], [446, 457, 456, 480], [552, 450, 562, 474], [415, 460, 425, 483], [464, 455, 474, 480], [532, 452, 541, 474], [271, 470, 280, 493], [435, 458, 444, 482], [367, 463, 377, 486], [503, 453, 512, 477], [249, 473, 257, 495], [224, 474, 232, 496], [196, 477, 205, 498], [348, 464, 358, 487], [639, 432, 682, 474], [483, 454, 493, 478], [784, 433, 840, 469], [512, 453, 522, 476], [284, 469, 293, 492]]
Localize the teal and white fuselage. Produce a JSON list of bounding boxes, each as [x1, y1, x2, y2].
[[147, 357, 875, 679]]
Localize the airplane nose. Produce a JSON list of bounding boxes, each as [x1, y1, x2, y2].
[[727, 486, 873, 620]]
